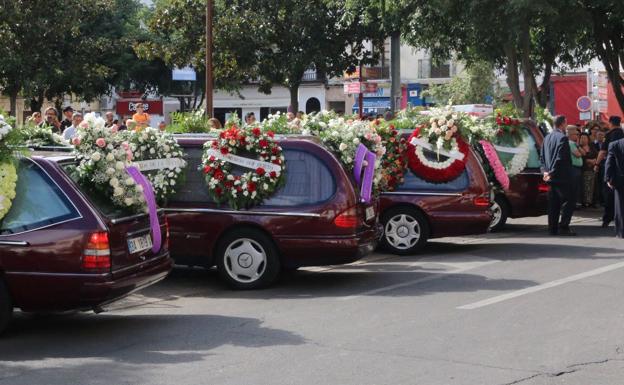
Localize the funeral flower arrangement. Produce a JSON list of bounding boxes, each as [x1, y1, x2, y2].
[[72, 113, 147, 212], [374, 120, 407, 191], [488, 111, 530, 177], [21, 125, 69, 148], [124, 127, 186, 202], [0, 115, 19, 221], [202, 124, 286, 209], [260, 111, 301, 134]]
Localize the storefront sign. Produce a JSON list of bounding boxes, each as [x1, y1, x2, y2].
[[116, 100, 164, 116], [344, 82, 379, 95]]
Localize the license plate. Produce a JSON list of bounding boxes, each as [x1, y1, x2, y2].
[[127, 234, 153, 254], [365, 206, 376, 221]]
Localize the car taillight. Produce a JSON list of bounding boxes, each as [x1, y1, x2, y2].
[[538, 182, 550, 193], [334, 206, 358, 228], [83, 231, 111, 270], [473, 196, 490, 207]]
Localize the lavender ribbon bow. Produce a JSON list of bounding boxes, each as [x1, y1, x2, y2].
[[125, 166, 162, 253], [353, 143, 376, 203]]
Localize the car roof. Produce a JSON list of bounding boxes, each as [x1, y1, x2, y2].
[[173, 133, 327, 147]]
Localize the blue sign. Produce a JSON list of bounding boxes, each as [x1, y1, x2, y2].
[[172, 66, 197, 81]]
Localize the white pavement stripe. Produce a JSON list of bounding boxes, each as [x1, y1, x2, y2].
[[458, 260, 624, 310], [338, 260, 499, 301]]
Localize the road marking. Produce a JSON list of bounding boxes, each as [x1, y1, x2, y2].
[[337, 260, 499, 301], [458, 260, 624, 310]]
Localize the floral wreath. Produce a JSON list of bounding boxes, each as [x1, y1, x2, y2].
[[202, 125, 285, 209], [499, 135, 530, 177], [374, 121, 407, 191], [124, 127, 187, 202], [407, 126, 469, 183], [72, 113, 146, 212], [0, 115, 18, 221], [478, 140, 510, 190], [22, 125, 69, 148]]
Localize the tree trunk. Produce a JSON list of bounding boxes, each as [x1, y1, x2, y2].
[[519, 23, 534, 118], [288, 85, 299, 113], [504, 45, 523, 110], [9, 91, 18, 117]]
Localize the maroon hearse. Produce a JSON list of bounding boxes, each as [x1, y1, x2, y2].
[[379, 139, 492, 255], [0, 156, 172, 334], [166, 135, 380, 289], [489, 121, 549, 231]]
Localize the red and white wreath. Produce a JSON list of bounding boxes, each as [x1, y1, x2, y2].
[[406, 127, 470, 183], [202, 125, 285, 209]]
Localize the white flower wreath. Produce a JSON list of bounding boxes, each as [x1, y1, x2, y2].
[[414, 137, 460, 170], [502, 136, 530, 177]]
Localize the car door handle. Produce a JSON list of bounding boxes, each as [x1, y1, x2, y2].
[[0, 240, 30, 246]]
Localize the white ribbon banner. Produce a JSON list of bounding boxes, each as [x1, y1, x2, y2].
[[205, 149, 282, 173], [493, 144, 526, 154], [410, 137, 465, 161], [134, 158, 187, 172]]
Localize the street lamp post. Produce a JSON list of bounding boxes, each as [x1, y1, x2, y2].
[[205, 0, 214, 117]]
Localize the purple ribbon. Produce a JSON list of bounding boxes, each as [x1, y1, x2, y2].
[[353, 143, 377, 203], [125, 166, 162, 253]]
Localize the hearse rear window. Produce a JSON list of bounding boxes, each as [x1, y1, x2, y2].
[[1, 160, 80, 234], [396, 169, 470, 192], [496, 128, 541, 170], [173, 147, 336, 206]]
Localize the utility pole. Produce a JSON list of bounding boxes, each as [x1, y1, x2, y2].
[[390, 31, 401, 114], [205, 0, 214, 117]]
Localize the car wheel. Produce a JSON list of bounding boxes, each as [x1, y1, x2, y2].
[[216, 228, 281, 290], [0, 279, 13, 335], [489, 195, 509, 232], [381, 207, 429, 255]]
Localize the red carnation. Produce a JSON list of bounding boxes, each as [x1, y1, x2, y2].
[[236, 186, 242, 192], [389, 124, 395, 130], [503, 116, 511, 125], [225, 181, 233, 189], [203, 165, 213, 174], [252, 127, 261, 137], [267, 131, 275, 138], [271, 147, 279, 155], [214, 170, 224, 180], [219, 132, 226, 139], [256, 167, 266, 176], [211, 141, 219, 148], [391, 130, 398, 136], [247, 182, 256, 192], [497, 129, 504, 136], [220, 147, 229, 155], [272, 159, 281, 165], [215, 187, 223, 196], [496, 117, 502, 125], [259, 139, 268, 148], [209, 155, 216, 161], [269, 171, 277, 179]]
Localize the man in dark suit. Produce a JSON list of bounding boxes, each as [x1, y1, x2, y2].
[[541, 115, 575, 236], [605, 137, 624, 238], [594, 116, 624, 226]]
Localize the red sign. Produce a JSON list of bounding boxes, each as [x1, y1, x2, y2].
[[116, 100, 163, 116], [343, 82, 379, 95]]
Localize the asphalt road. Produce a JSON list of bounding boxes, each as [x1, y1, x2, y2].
[[2, 209, 624, 385]]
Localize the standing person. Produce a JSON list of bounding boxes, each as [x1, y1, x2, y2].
[[28, 112, 44, 127], [158, 121, 167, 132], [62, 112, 83, 141], [605, 137, 624, 238], [132, 102, 150, 131], [44, 107, 62, 134], [567, 126, 584, 210], [540, 115, 575, 236], [244, 112, 256, 125], [594, 116, 624, 227], [579, 132, 598, 207], [104, 111, 115, 128], [60, 107, 74, 132]]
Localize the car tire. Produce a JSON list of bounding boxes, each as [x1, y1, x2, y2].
[[489, 195, 509, 232], [0, 278, 13, 335], [216, 228, 281, 290], [381, 206, 429, 255]]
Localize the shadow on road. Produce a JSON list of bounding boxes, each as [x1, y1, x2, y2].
[[0, 313, 305, 364]]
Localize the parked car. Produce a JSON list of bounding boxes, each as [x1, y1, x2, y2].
[[0, 155, 172, 334], [489, 121, 549, 231], [166, 135, 380, 289], [379, 135, 492, 255]]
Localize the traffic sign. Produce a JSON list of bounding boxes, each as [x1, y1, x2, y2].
[[579, 111, 592, 121], [576, 96, 592, 112]]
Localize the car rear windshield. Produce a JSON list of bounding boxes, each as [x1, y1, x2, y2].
[[496, 128, 541, 170], [172, 147, 336, 207], [397, 169, 470, 192], [0, 159, 81, 234]]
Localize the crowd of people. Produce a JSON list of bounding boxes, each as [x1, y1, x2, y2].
[[541, 114, 624, 238], [25, 103, 163, 140]]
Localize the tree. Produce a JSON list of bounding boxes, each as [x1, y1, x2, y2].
[[399, 0, 589, 117], [140, 0, 375, 112], [423, 61, 497, 105]]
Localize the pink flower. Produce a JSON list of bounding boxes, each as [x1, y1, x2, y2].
[[126, 150, 133, 161], [480, 140, 510, 190], [111, 124, 119, 133], [72, 137, 81, 146], [96, 138, 106, 148], [365, 132, 372, 140], [79, 121, 89, 129], [121, 142, 129, 150]]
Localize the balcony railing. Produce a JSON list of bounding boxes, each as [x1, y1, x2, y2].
[[302, 69, 326, 82]]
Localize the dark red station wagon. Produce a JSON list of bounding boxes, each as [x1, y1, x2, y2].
[[379, 137, 492, 255], [166, 135, 380, 289], [0, 156, 172, 333], [489, 121, 549, 231]]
